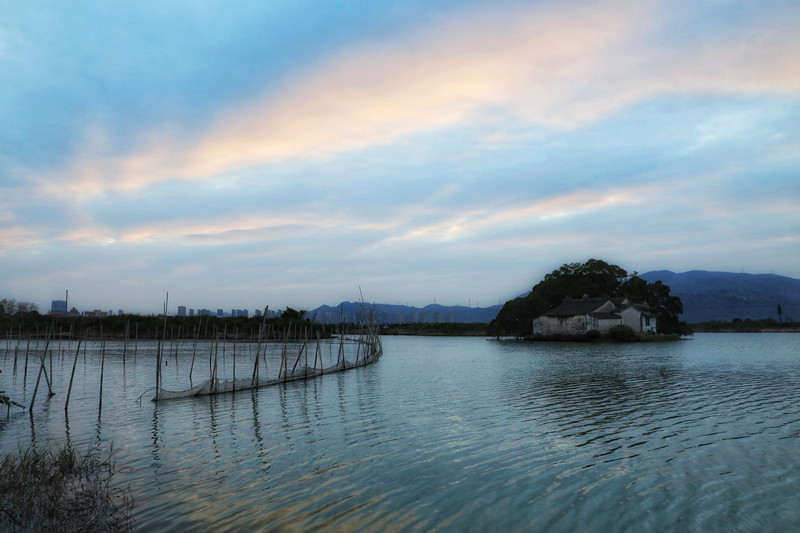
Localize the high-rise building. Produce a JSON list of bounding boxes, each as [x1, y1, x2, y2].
[[51, 300, 67, 314], [177, 306, 187, 317]]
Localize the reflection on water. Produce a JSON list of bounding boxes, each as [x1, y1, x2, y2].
[[1, 334, 799, 531]]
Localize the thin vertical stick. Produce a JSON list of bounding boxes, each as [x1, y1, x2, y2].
[[212, 336, 219, 393], [303, 326, 308, 376], [23, 339, 30, 385], [49, 338, 54, 388], [251, 323, 262, 385], [99, 326, 105, 414], [29, 362, 45, 411], [123, 320, 129, 365], [189, 322, 199, 382], [38, 330, 53, 395], [155, 326, 160, 400], [65, 339, 82, 411], [24, 338, 31, 372]]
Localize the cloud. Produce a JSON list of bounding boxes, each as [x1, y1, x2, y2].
[[33, 0, 800, 201]]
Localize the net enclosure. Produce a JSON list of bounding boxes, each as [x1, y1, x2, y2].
[[152, 322, 382, 402]]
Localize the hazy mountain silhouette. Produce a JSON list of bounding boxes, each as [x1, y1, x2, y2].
[[640, 270, 800, 323], [309, 270, 799, 325], [309, 301, 503, 324]]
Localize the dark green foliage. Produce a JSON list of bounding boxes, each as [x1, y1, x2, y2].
[[586, 329, 601, 340], [281, 307, 306, 320], [0, 445, 133, 532], [619, 276, 689, 335], [490, 259, 629, 336], [608, 325, 636, 342]]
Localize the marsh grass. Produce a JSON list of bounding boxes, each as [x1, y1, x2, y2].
[[0, 444, 133, 532]]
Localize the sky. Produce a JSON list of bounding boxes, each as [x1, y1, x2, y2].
[[1, 0, 799, 315]]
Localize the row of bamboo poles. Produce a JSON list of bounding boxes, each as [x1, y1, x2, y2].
[[2, 306, 381, 413], [153, 306, 382, 400]]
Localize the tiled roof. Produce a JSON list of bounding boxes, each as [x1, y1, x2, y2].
[[589, 311, 621, 320], [542, 297, 610, 317]]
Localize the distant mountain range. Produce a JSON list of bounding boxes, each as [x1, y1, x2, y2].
[[640, 270, 800, 323], [310, 270, 800, 325], [309, 301, 503, 325]]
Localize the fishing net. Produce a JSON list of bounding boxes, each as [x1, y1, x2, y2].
[[153, 333, 382, 401]]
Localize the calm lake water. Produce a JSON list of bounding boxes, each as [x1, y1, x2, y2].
[[2, 333, 799, 532]]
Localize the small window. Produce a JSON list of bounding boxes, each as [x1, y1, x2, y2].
[[645, 317, 650, 326]]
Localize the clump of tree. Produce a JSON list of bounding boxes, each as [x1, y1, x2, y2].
[[488, 259, 692, 337], [0, 299, 39, 316], [0, 298, 42, 331]]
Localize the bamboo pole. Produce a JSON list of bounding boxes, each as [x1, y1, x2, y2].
[[23, 338, 31, 373], [212, 336, 219, 393], [49, 336, 54, 387], [65, 339, 82, 411], [29, 361, 45, 411], [154, 326, 160, 400], [99, 326, 105, 414], [39, 331, 53, 395], [315, 332, 322, 374], [14, 325, 21, 370], [123, 320, 129, 365], [189, 322, 199, 382], [251, 323, 262, 385], [22, 341, 28, 386], [209, 325, 216, 377]]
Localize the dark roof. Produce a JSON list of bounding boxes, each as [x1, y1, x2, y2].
[[541, 297, 610, 317], [625, 303, 657, 317], [589, 312, 621, 320]]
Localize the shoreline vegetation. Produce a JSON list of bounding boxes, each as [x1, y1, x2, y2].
[[691, 318, 798, 333], [0, 444, 134, 532], [1, 316, 794, 341]]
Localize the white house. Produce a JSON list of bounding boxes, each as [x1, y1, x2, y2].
[[620, 304, 657, 334], [532, 296, 657, 336]]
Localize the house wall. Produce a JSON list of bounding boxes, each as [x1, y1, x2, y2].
[[620, 307, 657, 333], [588, 316, 621, 333], [533, 315, 588, 335]]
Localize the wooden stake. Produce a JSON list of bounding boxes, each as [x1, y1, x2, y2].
[[99, 326, 105, 414], [29, 361, 45, 411], [65, 339, 82, 411]]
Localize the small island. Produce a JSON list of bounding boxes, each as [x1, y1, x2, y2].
[[488, 259, 692, 341]]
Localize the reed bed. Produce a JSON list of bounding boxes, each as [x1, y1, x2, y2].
[[0, 444, 133, 532]]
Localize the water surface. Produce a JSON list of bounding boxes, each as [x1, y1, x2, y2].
[[1, 333, 798, 531]]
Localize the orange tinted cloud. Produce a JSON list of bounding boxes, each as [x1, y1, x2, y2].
[[36, 0, 800, 200]]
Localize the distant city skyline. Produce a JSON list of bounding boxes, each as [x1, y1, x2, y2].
[[2, 1, 799, 314]]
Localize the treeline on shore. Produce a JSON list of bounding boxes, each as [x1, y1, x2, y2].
[[381, 322, 489, 336], [691, 318, 798, 332], [0, 312, 345, 341]]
